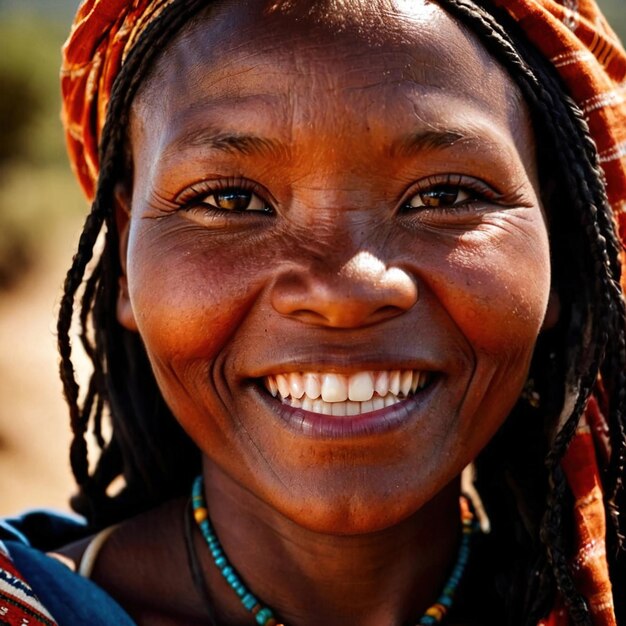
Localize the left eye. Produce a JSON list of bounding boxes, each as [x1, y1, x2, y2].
[[406, 185, 472, 209], [201, 189, 269, 212]]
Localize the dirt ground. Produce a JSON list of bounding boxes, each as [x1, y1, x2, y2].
[[0, 216, 82, 516]]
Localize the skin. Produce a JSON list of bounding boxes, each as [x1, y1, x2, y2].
[[72, 0, 557, 624]]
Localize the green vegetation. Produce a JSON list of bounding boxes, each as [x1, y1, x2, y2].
[[0, 12, 87, 289]]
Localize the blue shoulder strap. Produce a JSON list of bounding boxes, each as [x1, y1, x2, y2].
[[5, 541, 136, 626]]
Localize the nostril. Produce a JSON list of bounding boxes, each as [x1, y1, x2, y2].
[[374, 305, 405, 319], [290, 309, 329, 324], [270, 259, 418, 328]]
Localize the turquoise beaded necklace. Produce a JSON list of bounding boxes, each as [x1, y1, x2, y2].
[[191, 475, 476, 626]]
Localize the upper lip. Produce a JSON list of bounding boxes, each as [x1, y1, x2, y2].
[[240, 353, 447, 380], [232, 324, 463, 380]]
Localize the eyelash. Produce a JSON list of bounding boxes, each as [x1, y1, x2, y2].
[[176, 173, 496, 218], [178, 178, 273, 215], [401, 174, 497, 215]]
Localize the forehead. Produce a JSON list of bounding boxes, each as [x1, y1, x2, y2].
[[131, 0, 530, 166]]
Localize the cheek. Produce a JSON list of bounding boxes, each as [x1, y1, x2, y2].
[[125, 224, 269, 365], [426, 217, 551, 355]]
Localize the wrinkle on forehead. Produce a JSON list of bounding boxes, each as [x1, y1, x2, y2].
[[189, 0, 459, 54], [262, 0, 439, 37], [134, 0, 522, 117], [129, 0, 535, 189]]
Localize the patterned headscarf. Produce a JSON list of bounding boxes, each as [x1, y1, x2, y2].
[[61, 0, 175, 201], [61, 1, 625, 624]]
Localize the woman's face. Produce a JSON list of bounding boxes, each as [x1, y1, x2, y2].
[[118, 0, 553, 532]]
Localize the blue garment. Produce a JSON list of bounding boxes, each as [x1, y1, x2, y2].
[[0, 511, 135, 625]]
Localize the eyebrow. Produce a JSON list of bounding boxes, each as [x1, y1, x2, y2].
[[165, 126, 499, 162], [164, 127, 290, 161], [392, 130, 470, 157]]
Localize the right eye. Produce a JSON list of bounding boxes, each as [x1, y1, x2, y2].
[[199, 188, 271, 213], [406, 185, 473, 209]]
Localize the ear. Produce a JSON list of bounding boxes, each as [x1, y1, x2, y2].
[[541, 289, 560, 331], [114, 183, 138, 332]]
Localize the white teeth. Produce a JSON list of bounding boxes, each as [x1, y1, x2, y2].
[[389, 370, 401, 395], [264, 369, 431, 416], [375, 371, 389, 397], [304, 373, 321, 399], [289, 372, 305, 399], [360, 400, 374, 413], [372, 397, 385, 411], [348, 371, 374, 402], [346, 401, 361, 416], [321, 374, 348, 402], [276, 374, 290, 399], [313, 398, 325, 414], [331, 402, 347, 416], [400, 370, 413, 396], [273, 390, 426, 416], [320, 401, 333, 415]]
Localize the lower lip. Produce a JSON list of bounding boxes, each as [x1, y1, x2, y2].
[[255, 381, 438, 439]]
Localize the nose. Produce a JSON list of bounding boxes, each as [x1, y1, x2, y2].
[[270, 251, 418, 328]]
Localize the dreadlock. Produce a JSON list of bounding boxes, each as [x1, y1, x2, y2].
[[432, 1, 626, 623], [57, 0, 211, 523], [56, 0, 626, 623]]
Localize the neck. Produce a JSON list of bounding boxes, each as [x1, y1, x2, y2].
[[195, 466, 462, 626]]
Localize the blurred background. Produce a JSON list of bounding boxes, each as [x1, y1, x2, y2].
[[0, 0, 624, 516], [0, 0, 85, 515]]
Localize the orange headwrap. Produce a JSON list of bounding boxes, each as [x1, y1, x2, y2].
[[61, 0, 175, 201], [61, 0, 626, 235], [60, 1, 625, 624]]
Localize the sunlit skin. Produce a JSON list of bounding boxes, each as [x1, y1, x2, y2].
[[74, 0, 556, 624]]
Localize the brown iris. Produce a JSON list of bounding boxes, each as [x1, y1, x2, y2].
[[418, 185, 463, 208], [212, 190, 255, 211]]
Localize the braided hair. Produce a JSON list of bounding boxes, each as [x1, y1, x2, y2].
[[56, 0, 626, 623], [432, 2, 626, 624]]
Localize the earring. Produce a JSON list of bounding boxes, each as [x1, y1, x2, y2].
[[520, 378, 540, 408]]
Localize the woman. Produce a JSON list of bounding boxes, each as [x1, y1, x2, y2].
[[0, 0, 624, 624]]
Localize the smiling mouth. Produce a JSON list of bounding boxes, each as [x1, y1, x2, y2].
[[262, 370, 432, 416]]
